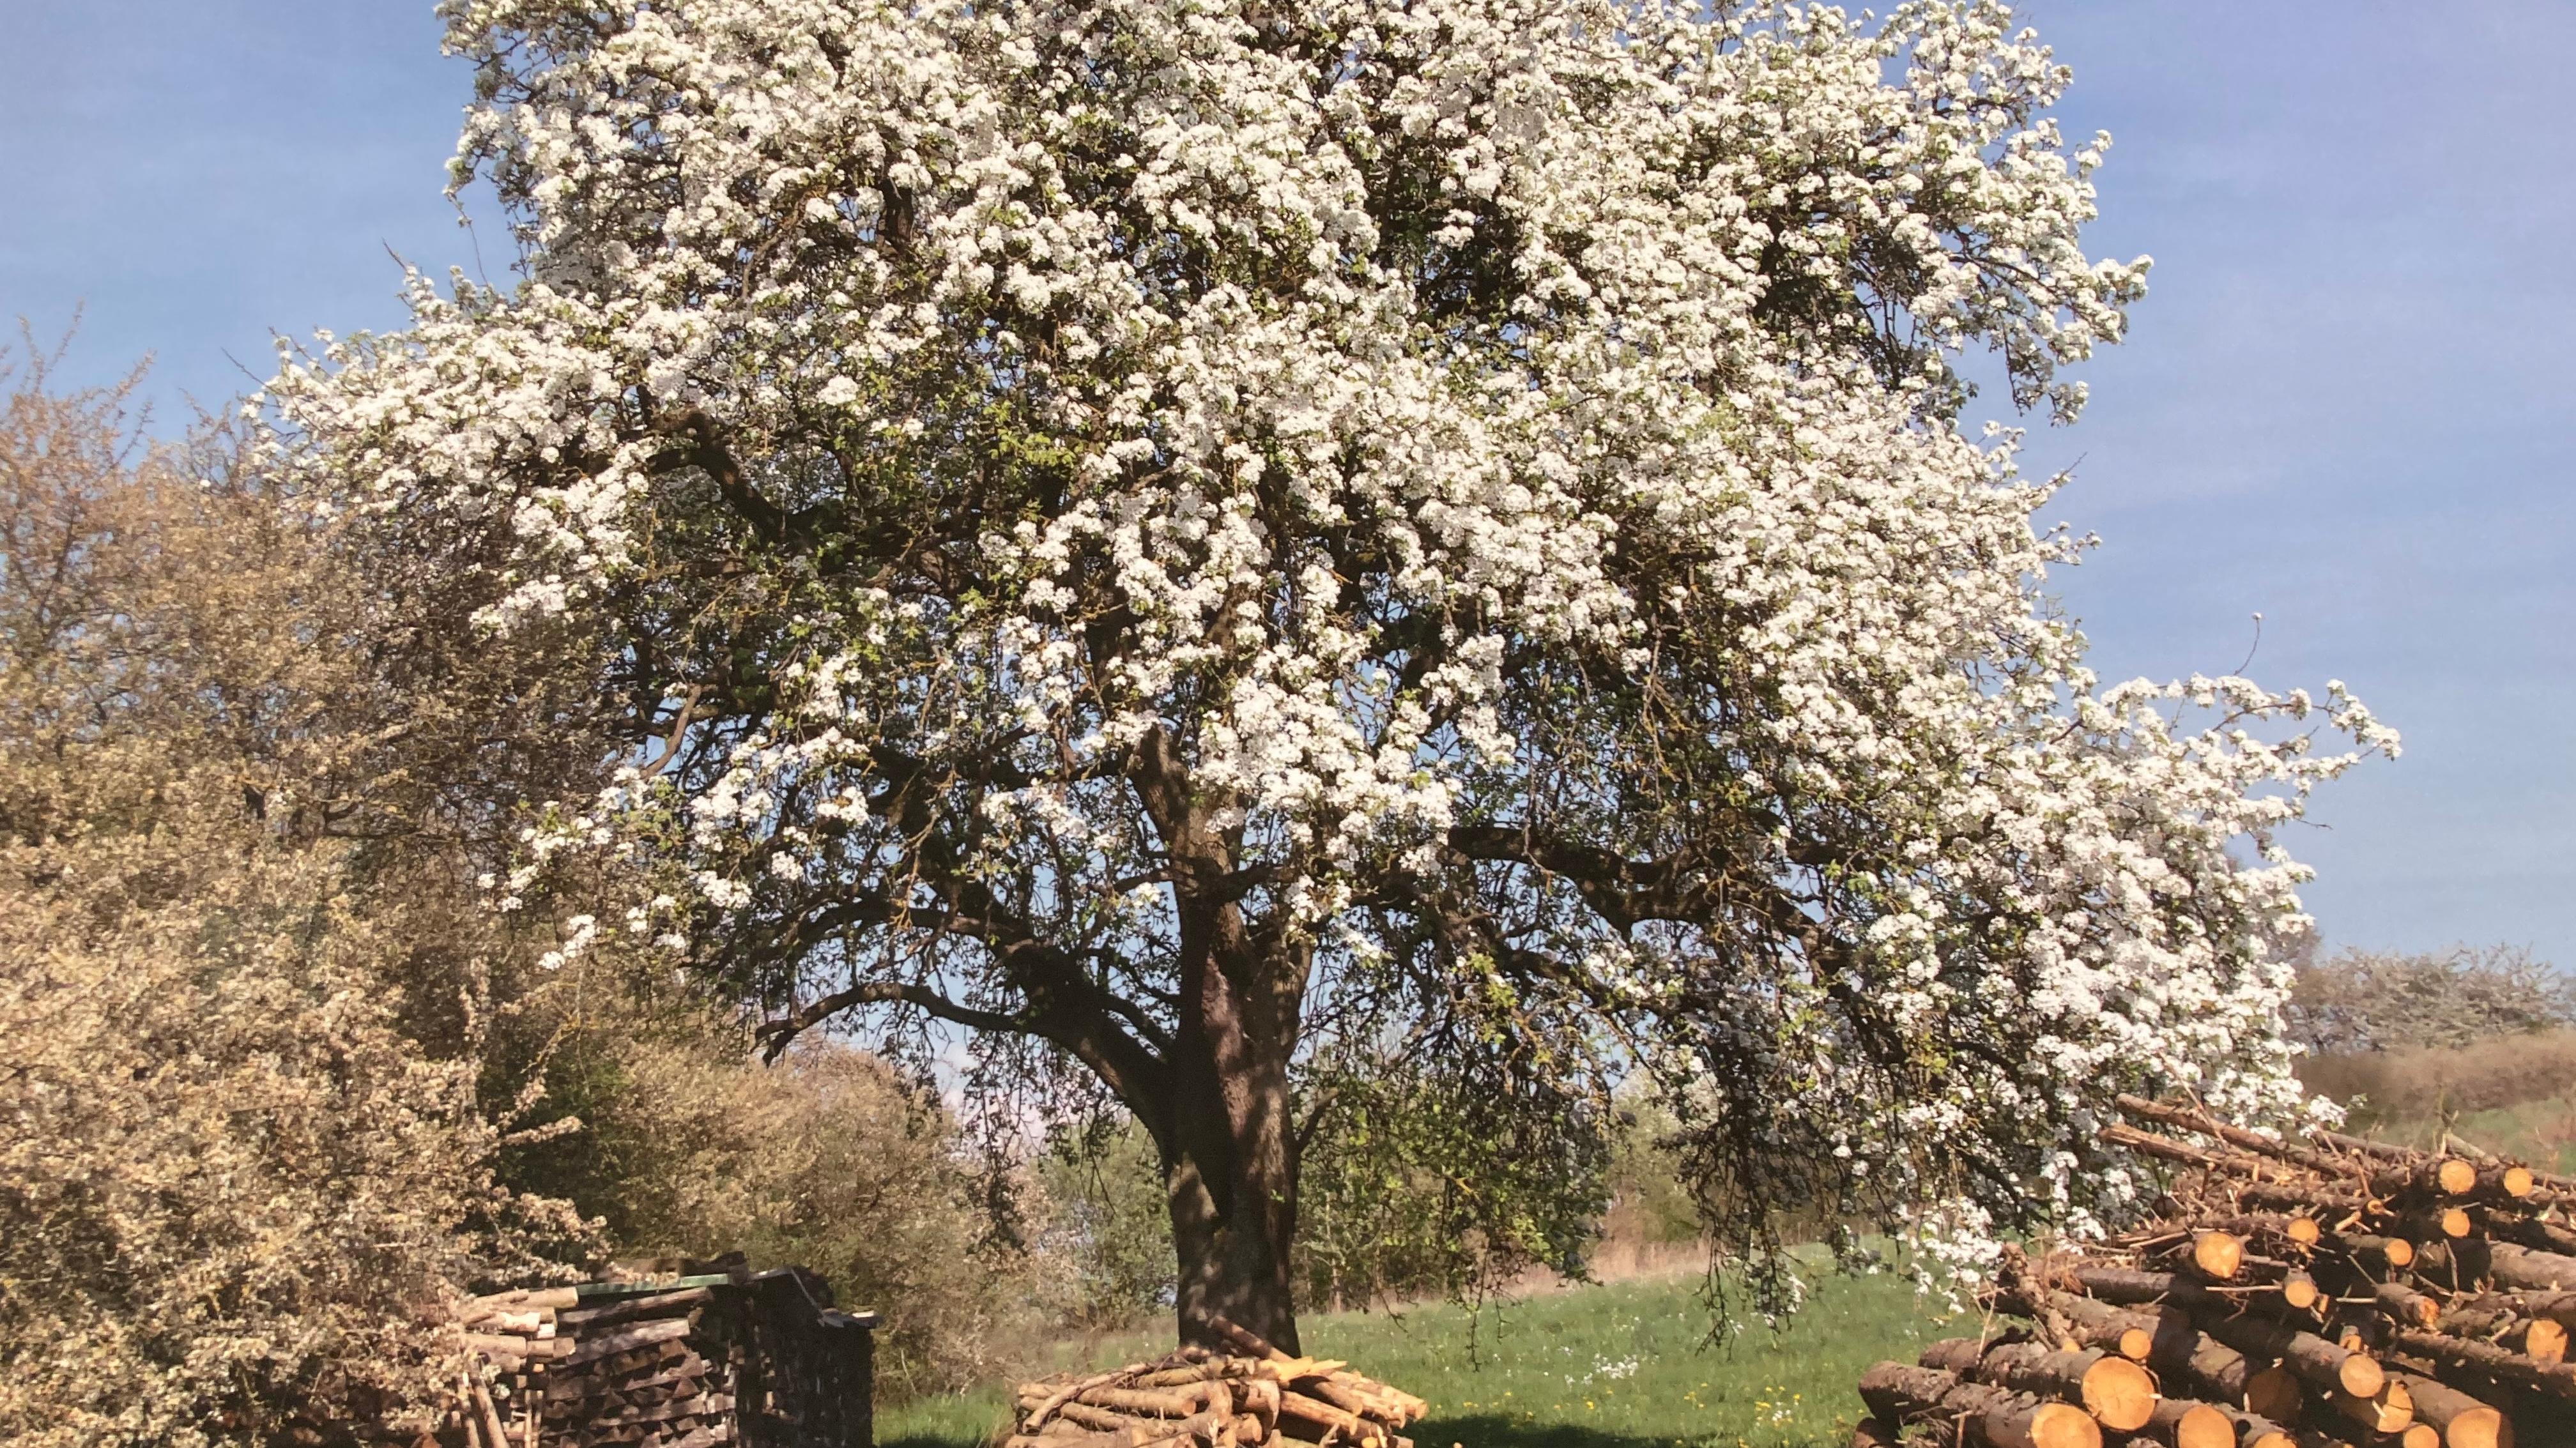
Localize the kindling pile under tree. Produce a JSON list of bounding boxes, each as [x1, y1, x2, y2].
[[273, 0, 2393, 1348]]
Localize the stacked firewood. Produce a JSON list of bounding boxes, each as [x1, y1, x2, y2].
[[1008, 1317, 1427, 1448], [1851, 1094, 2576, 1448], [452, 1284, 738, 1448]]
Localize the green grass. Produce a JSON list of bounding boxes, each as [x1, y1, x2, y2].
[[2350, 1095, 2576, 1175], [878, 1261, 1965, 1448]]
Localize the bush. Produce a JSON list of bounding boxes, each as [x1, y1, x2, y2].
[[2288, 944, 2575, 1056], [1035, 1121, 1174, 1330], [2296, 1030, 2576, 1123], [535, 1026, 1064, 1399], [0, 343, 590, 1446]]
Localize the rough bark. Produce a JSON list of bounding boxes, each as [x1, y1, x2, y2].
[[1135, 726, 1309, 1353]]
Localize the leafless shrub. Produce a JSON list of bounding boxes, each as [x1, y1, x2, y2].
[[2288, 944, 2575, 1056]]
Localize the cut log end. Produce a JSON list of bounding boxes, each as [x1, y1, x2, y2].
[[2384, 1238, 2418, 1268], [2082, 1357, 2158, 1432], [2441, 1207, 2473, 1238], [2281, 1271, 2320, 1311], [2114, 1326, 2153, 1362], [2439, 1157, 2480, 1195], [2400, 1425, 2437, 1448], [2504, 1165, 2538, 1198], [2526, 1318, 2571, 1366], [2440, 1406, 2509, 1448], [2246, 1366, 2302, 1424], [2338, 1353, 2386, 1401], [2170, 1403, 2234, 1448], [2191, 1230, 2245, 1281], [2285, 1216, 2321, 1246], [2028, 1401, 2101, 1448]]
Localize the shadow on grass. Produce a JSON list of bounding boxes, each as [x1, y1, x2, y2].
[[1381, 1415, 1706, 1448]]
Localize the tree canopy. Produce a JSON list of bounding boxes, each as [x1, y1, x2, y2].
[[272, 0, 2393, 1339]]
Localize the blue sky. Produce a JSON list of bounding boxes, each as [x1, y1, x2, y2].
[[4, 2, 2568, 961]]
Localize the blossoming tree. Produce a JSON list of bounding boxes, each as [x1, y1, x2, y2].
[[275, 0, 2393, 1346]]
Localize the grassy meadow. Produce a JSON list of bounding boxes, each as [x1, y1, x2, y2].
[[878, 1262, 1964, 1448]]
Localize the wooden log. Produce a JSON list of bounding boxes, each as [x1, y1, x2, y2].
[[2246, 1365, 2302, 1426], [471, 1286, 582, 1312], [2373, 1282, 2441, 1330], [2485, 1214, 2576, 1260], [2326, 1377, 2412, 1436], [2446, 1288, 2576, 1332], [2237, 1181, 2377, 1222], [1999, 1290, 2182, 1362], [2191, 1231, 2248, 1281], [1300, 1377, 1390, 1426], [2193, 1213, 2326, 1250], [470, 1378, 511, 1448], [1278, 1391, 1378, 1445], [1046, 1402, 1157, 1435], [1234, 1378, 1281, 1431], [2387, 1371, 2510, 1448], [1333, 1373, 1426, 1420], [1083, 1387, 1223, 1419], [558, 1287, 716, 1331], [2125, 1398, 2234, 1448], [2393, 1329, 2576, 1397], [2069, 1267, 2220, 1311], [2136, 1320, 2268, 1413], [562, 1317, 694, 1367], [2281, 1269, 2322, 1312], [2434, 1304, 2568, 1366], [2337, 1235, 2417, 1272], [2397, 1207, 2474, 1242], [2310, 1129, 2422, 1164], [2205, 1405, 2297, 1448], [2103, 1124, 2273, 1178], [1025, 1366, 1167, 1433], [2204, 1315, 2382, 1398], [1135, 1360, 1267, 1389], [1856, 1364, 2101, 1448], [2413, 1240, 2487, 1293], [1915, 1339, 2156, 1432], [2478, 1164, 2537, 1200], [1205, 1316, 1291, 1363], [2372, 1159, 2481, 1200], [2488, 1244, 2576, 1294], [2113, 1097, 2360, 1180]]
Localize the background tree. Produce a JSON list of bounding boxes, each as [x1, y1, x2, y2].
[[2288, 944, 2575, 1057], [277, 0, 2393, 1346]]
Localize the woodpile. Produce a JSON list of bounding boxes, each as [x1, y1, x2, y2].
[[452, 1281, 739, 1448], [1851, 1095, 2576, 1448], [1008, 1317, 1426, 1448]]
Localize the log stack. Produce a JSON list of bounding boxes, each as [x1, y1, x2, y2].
[[452, 1281, 740, 1448], [1008, 1316, 1427, 1448], [1850, 1095, 2576, 1448]]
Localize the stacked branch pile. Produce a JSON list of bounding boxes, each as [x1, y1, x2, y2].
[[450, 1283, 738, 1448], [1008, 1318, 1426, 1448], [1852, 1095, 2576, 1448]]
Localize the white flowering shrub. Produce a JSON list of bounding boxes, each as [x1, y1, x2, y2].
[[272, 0, 2393, 1332]]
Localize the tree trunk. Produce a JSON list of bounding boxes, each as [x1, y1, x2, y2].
[[1127, 728, 1308, 1353], [1162, 936, 1304, 1353]]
